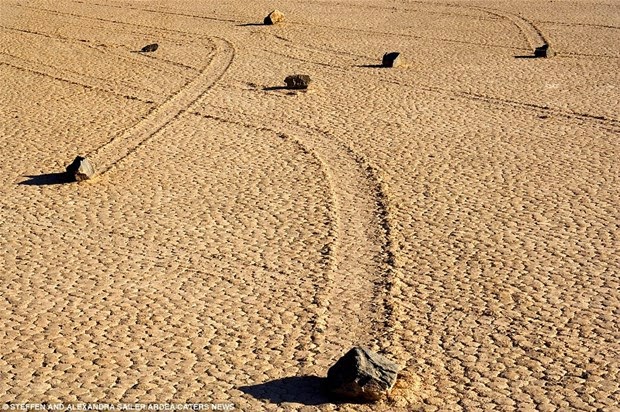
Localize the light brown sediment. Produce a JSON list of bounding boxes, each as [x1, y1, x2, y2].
[[1, 0, 618, 410]]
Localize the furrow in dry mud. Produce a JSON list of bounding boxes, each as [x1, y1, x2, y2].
[[0, 24, 200, 74], [409, 81, 620, 127], [260, 44, 620, 128], [465, 5, 548, 48], [13, 2, 214, 41], [65, 0, 242, 25], [0, 52, 157, 104], [88, 38, 234, 174], [180, 111, 337, 373], [190, 106, 399, 368]]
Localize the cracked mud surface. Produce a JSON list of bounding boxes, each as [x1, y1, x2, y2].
[[1, 0, 618, 410]]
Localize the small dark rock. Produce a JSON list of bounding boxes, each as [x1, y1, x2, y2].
[[326, 346, 400, 402], [140, 43, 159, 53], [66, 156, 95, 181], [264, 10, 285, 25], [534, 44, 553, 58], [382, 52, 403, 68], [284, 74, 311, 90]]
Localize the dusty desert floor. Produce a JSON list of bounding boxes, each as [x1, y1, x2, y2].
[[1, 0, 619, 410]]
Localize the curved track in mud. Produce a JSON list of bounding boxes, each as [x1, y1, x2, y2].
[[186, 106, 400, 368], [87, 37, 235, 175], [0, 50, 158, 104], [2, 0, 618, 409], [257, 31, 619, 128], [465, 5, 548, 48]]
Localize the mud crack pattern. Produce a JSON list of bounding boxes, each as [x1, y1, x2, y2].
[[1, 0, 618, 410]]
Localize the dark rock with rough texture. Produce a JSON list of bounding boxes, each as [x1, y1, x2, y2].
[[534, 44, 553, 58], [382, 52, 403, 68], [284, 74, 311, 89], [66, 156, 95, 181], [326, 346, 400, 402], [264, 10, 285, 25], [140, 43, 159, 53]]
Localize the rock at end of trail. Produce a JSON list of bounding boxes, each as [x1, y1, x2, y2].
[[284, 74, 311, 89], [534, 44, 553, 58], [264, 10, 285, 25], [66, 156, 95, 181], [382, 52, 403, 68], [140, 43, 159, 53], [326, 346, 400, 402]]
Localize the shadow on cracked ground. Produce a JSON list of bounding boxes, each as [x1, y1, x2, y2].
[[239, 375, 337, 406], [19, 172, 73, 186]]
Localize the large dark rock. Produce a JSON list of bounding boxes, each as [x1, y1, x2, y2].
[[534, 44, 553, 58], [140, 43, 159, 53], [284, 74, 311, 90], [326, 346, 400, 402], [382, 52, 403, 68], [66, 156, 95, 181], [264, 10, 285, 25]]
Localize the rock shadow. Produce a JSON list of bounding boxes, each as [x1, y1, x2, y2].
[[239, 376, 335, 406], [356, 64, 387, 68], [237, 23, 266, 27], [262, 86, 289, 91], [19, 172, 73, 186], [514, 55, 538, 59]]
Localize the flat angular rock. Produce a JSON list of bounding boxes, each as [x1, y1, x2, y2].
[[326, 346, 400, 402], [534, 44, 553, 58], [382, 52, 403, 68], [66, 156, 95, 181], [140, 43, 159, 53], [284, 74, 311, 89], [264, 10, 285, 25]]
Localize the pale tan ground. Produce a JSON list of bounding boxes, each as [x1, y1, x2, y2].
[[0, 0, 619, 410]]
